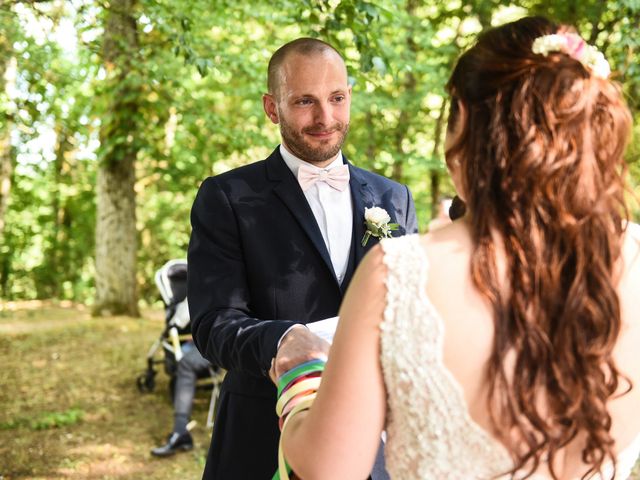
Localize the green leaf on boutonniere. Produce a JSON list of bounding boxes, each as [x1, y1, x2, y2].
[[362, 206, 399, 246]]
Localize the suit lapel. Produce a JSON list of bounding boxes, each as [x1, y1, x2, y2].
[[342, 164, 374, 289], [267, 149, 336, 281]]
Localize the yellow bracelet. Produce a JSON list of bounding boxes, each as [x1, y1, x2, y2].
[[277, 395, 317, 480], [275, 377, 322, 416]]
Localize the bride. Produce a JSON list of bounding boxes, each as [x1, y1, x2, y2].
[[275, 16, 640, 479]]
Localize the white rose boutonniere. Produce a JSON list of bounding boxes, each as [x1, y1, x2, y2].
[[362, 207, 399, 247]]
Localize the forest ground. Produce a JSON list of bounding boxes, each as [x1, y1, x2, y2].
[[0, 302, 209, 479], [0, 302, 638, 479]]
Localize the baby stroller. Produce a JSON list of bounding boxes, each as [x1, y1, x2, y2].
[[136, 259, 224, 428]]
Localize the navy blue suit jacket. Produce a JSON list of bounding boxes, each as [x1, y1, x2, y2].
[[188, 147, 418, 479]]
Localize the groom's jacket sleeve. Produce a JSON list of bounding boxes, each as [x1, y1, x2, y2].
[[187, 176, 299, 378]]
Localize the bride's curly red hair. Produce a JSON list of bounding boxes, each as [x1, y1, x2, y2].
[[446, 16, 633, 479]]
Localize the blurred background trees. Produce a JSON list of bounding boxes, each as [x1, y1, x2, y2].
[[1, 0, 638, 311]]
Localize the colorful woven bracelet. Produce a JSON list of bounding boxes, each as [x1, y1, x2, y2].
[[280, 370, 322, 396], [272, 359, 326, 480], [278, 391, 318, 430], [277, 359, 326, 396], [275, 377, 322, 416], [273, 395, 316, 480]]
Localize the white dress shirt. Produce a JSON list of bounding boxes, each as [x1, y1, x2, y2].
[[280, 145, 353, 284]]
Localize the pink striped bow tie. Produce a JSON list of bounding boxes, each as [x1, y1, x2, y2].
[[297, 163, 350, 192]]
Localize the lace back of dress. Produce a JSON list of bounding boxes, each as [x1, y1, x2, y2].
[[379, 234, 640, 479], [379, 235, 513, 480]]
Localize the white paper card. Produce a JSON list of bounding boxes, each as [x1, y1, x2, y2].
[[307, 316, 339, 344]]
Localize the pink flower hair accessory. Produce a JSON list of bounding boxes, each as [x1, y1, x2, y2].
[[532, 32, 611, 79]]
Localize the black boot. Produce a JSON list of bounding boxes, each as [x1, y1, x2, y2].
[[151, 431, 194, 457]]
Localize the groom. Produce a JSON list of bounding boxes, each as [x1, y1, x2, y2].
[[188, 37, 418, 479]]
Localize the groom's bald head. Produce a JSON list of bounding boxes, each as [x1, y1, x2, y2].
[[267, 38, 346, 100]]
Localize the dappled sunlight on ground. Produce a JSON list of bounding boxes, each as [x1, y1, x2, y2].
[[0, 301, 163, 335], [55, 442, 151, 479], [0, 301, 91, 335], [0, 304, 208, 479]]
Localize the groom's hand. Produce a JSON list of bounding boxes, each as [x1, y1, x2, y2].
[[269, 325, 330, 384]]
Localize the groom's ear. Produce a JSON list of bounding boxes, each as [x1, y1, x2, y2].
[[263, 93, 279, 124]]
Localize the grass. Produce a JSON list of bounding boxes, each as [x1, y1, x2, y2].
[[0, 301, 210, 479], [0, 301, 638, 479]]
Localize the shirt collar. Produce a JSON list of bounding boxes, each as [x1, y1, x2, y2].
[[279, 144, 344, 178]]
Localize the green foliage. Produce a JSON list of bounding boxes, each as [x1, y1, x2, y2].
[[2, 0, 640, 303], [1, 408, 84, 431], [1, 3, 96, 300]]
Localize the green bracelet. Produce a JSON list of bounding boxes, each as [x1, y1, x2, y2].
[[277, 359, 326, 396]]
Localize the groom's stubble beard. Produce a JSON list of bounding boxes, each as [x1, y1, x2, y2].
[[278, 114, 350, 165]]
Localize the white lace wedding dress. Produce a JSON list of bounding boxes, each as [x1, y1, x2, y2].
[[379, 234, 640, 480]]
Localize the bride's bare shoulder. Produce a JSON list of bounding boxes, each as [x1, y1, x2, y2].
[[421, 219, 473, 267]]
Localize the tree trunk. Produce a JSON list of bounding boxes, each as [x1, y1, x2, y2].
[[0, 38, 15, 245], [429, 100, 447, 219], [391, 0, 419, 182], [429, 17, 464, 220], [93, 0, 140, 316], [0, 120, 11, 244]]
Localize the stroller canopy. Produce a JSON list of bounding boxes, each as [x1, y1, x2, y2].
[[156, 259, 187, 306]]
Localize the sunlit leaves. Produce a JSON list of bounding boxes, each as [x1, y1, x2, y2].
[[3, 0, 640, 303]]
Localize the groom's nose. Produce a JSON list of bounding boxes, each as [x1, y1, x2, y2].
[[313, 101, 333, 125]]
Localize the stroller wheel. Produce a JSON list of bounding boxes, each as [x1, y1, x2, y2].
[[137, 370, 156, 393]]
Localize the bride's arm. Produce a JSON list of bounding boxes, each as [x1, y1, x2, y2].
[[281, 244, 388, 480]]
